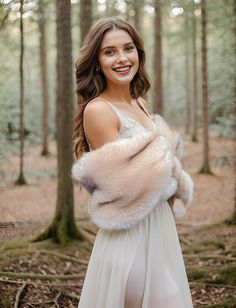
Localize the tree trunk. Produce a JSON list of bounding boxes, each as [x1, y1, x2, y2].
[[199, 0, 212, 174], [133, 0, 141, 34], [38, 0, 49, 156], [184, 9, 191, 135], [80, 0, 92, 46], [153, 0, 163, 115], [226, 0, 236, 225], [34, 0, 84, 244], [191, 0, 198, 142], [16, 0, 26, 186]]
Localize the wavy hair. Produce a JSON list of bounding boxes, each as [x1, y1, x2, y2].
[[73, 17, 150, 158]]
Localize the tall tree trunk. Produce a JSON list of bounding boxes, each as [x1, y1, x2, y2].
[[125, 1, 131, 23], [199, 0, 211, 174], [34, 0, 84, 244], [133, 0, 141, 34], [226, 0, 236, 225], [38, 0, 49, 156], [153, 0, 163, 115], [191, 0, 198, 142], [16, 0, 26, 185], [184, 10, 191, 135], [80, 0, 92, 46]]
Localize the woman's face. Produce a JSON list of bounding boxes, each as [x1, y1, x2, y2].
[[98, 29, 139, 86]]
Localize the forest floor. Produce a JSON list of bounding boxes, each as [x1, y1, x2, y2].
[[0, 129, 235, 307]]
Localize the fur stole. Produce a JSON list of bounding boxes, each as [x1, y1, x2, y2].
[[72, 115, 193, 230]]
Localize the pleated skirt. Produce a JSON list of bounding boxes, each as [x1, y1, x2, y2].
[[78, 201, 193, 308]]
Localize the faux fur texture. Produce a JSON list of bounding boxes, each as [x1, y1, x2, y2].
[[151, 114, 184, 159], [72, 115, 193, 230]]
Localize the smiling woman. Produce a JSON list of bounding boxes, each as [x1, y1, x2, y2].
[[97, 30, 139, 84], [72, 17, 193, 308]]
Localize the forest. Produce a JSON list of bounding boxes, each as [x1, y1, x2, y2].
[[0, 0, 235, 307]]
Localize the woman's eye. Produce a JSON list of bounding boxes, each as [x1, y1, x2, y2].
[[125, 45, 135, 51], [104, 50, 115, 55]]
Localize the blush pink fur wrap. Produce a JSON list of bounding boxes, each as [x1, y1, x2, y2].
[[72, 114, 193, 230]]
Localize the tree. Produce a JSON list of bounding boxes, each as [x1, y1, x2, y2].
[[80, 0, 92, 46], [184, 6, 191, 135], [199, 0, 212, 174], [191, 0, 198, 142], [153, 0, 163, 115], [226, 0, 236, 225], [34, 0, 84, 244], [38, 0, 49, 156], [133, 0, 141, 34], [16, 0, 27, 185]]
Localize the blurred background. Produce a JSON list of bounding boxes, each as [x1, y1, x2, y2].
[[0, 0, 235, 307]]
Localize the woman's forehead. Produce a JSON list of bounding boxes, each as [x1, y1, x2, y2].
[[99, 29, 134, 49]]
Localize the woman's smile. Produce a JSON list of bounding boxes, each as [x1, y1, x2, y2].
[[112, 65, 132, 74]]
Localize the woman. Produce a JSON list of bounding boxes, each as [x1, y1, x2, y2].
[[72, 17, 193, 308]]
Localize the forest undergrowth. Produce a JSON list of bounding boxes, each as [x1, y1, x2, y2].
[[0, 130, 235, 307]]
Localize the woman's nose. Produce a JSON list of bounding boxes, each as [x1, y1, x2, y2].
[[117, 51, 128, 63]]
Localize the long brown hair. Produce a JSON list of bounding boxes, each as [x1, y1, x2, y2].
[[73, 17, 150, 158]]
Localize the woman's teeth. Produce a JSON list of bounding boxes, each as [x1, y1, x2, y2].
[[113, 66, 131, 73]]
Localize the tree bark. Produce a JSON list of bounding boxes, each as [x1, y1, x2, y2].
[[38, 0, 49, 156], [153, 0, 163, 115], [184, 9, 191, 135], [133, 0, 141, 34], [34, 0, 84, 244], [16, 0, 26, 185], [226, 0, 236, 225], [80, 0, 92, 46], [199, 0, 212, 174], [191, 0, 198, 142]]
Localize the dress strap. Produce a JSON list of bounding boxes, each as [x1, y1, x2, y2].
[[137, 98, 151, 119]]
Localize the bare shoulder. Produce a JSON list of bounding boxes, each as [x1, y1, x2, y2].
[[83, 98, 120, 150]]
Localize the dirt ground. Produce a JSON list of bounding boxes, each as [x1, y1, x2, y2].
[[0, 129, 235, 307]]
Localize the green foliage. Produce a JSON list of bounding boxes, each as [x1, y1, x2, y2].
[[0, 0, 235, 167]]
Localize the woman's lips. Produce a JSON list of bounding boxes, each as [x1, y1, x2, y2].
[[112, 65, 131, 74]]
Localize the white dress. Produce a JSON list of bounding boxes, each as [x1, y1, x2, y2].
[[78, 101, 193, 308]]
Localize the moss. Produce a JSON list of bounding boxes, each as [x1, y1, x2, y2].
[[187, 268, 208, 281], [225, 206, 236, 226], [187, 265, 236, 287], [15, 172, 27, 185], [201, 239, 226, 250], [202, 298, 236, 308], [218, 266, 236, 286]]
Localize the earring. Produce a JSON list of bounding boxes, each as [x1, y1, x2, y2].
[[96, 66, 100, 72]]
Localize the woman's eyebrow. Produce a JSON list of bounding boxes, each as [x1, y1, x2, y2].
[[100, 42, 134, 51]]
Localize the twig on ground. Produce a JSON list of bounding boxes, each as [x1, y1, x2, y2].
[[51, 286, 80, 300], [14, 282, 27, 308], [184, 254, 236, 262], [53, 291, 61, 308], [190, 281, 236, 289], [40, 250, 88, 265], [179, 236, 192, 246], [0, 271, 84, 281], [0, 277, 81, 287], [79, 225, 97, 236]]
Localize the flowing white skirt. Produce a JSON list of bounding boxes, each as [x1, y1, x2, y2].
[[78, 201, 193, 308]]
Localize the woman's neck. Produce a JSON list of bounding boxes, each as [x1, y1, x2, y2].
[[100, 83, 134, 105]]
